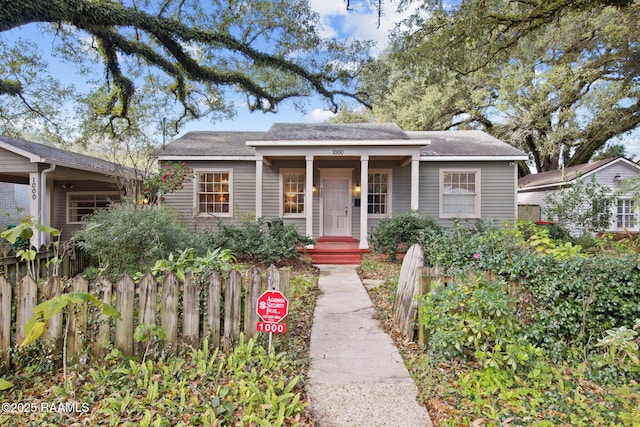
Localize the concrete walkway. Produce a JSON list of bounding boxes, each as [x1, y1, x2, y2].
[[306, 265, 433, 427]]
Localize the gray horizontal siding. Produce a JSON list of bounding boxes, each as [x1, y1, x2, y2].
[[262, 164, 280, 219], [162, 160, 256, 232], [53, 180, 123, 241], [419, 161, 517, 228], [0, 149, 35, 173], [162, 159, 518, 239]]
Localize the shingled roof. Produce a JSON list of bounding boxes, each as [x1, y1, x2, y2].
[[155, 124, 527, 159], [153, 131, 263, 157], [261, 123, 409, 140], [518, 157, 621, 189], [409, 130, 527, 158], [0, 135, 138, 177]]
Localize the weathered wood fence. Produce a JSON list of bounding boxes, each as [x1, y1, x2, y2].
[[0, 243, 93, 285], [0, 265, 289, 365], [392, 243, 523, 344]]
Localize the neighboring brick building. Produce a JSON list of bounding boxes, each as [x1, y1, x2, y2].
[[0, 182, 29, 230]]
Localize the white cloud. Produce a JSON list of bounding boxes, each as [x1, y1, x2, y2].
[[308, 0, 412, 56], [619, 132, 640, 160], [306, 108, 336, 123]]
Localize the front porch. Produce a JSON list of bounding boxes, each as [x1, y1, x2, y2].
[[301, 236, 369, 265], [248, 124, 428, 251]]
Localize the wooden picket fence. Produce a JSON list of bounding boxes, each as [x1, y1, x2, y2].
[[0, 242, 93, 285], [0, 265, 290, 365], [392, 244, 523, 344]]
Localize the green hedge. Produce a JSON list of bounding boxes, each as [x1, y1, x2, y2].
[[411, 223, 640, 358]]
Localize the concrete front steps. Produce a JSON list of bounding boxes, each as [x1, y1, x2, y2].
[[305, 237, 367, 265]]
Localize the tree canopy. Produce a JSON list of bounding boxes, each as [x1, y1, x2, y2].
[[0, 0, 371, 144], [341, 0, 639, 174]]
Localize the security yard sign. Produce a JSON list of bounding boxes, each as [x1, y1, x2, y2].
[[256, 290, 289, 355], [256, 290, 289, 324]]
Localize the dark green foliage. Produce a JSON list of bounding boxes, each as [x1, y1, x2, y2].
[[369, 211, 442, 260], [419, 274, 531, 366], [74, 204, 205, 279], [417, 222, 640, 360], [208, 218, 313, 265], [522, 255, 640, 359]]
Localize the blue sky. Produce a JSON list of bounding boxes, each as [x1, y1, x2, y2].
[[180, 0, 406, 135]]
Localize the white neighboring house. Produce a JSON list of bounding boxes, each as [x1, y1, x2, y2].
[[518, 157, 640, 233]]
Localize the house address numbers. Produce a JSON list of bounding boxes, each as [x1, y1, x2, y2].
[[31, 176, 38, 200], [332, 149, 344, 155]]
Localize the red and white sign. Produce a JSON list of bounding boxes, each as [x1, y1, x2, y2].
[[256, 322, 287, 334], [256, 290, 289, 324]]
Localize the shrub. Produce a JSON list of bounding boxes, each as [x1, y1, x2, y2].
[[208, 217, 313, 265], [419, 273, 540, 372], [74, 205, 202, 279], [416, 222, 640, 360], [542, 176, 617, 237], [369, 211, 442, 260]]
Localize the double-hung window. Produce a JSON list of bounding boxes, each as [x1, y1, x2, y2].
[[67, 192, 121, 224], [368, 170, 392, 215], [440, 169, 481, 218], [195, 170, 232, 217], [281, 169, 305, 216], [616, 198, 637, 230]]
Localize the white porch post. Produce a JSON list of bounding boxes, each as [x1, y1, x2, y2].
[[359, 155, 369, 249], [411, 155, 420, 211], [255, 154, 263, 219], [305, 155, 314, 242], [28, 172, 41, 248]]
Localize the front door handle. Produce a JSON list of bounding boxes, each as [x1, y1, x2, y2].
[[345, 207, 348, 216]]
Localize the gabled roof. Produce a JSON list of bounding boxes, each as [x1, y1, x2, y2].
[[518, 157, 639, 190], [0, 134, 138, 177], [410, 130, 528, 159], [261, 123, 409, 140]]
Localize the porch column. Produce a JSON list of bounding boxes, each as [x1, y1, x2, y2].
[[305, 155, 314, 242], [255, 155, 263, 219], [359, 155, 369, 250], [411, 155, 420, 211], [28, 172, 41, 247]]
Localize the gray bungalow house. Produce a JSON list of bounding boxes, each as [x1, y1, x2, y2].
[[154, 123, 527, 251], [0, 135, 139, 245]]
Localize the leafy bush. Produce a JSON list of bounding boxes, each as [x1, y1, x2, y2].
[[419, 273, 541, 372], [369, 211, 442, 260], [542, 176, 617, 237], [74, 205, 204, 279], [208, 217, 313, 265], [416, 222, 640, 360]]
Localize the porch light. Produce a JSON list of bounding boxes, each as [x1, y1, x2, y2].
[[353, 183, 361, 195]]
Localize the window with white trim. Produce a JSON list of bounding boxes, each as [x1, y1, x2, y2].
[[440, 169, 481, 218], [368, 170, 391, 215], [281, 169, 305, 216], [616, 198, 637, 229], [67, 192, 121, 224], [195, 170, 232, 216]]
